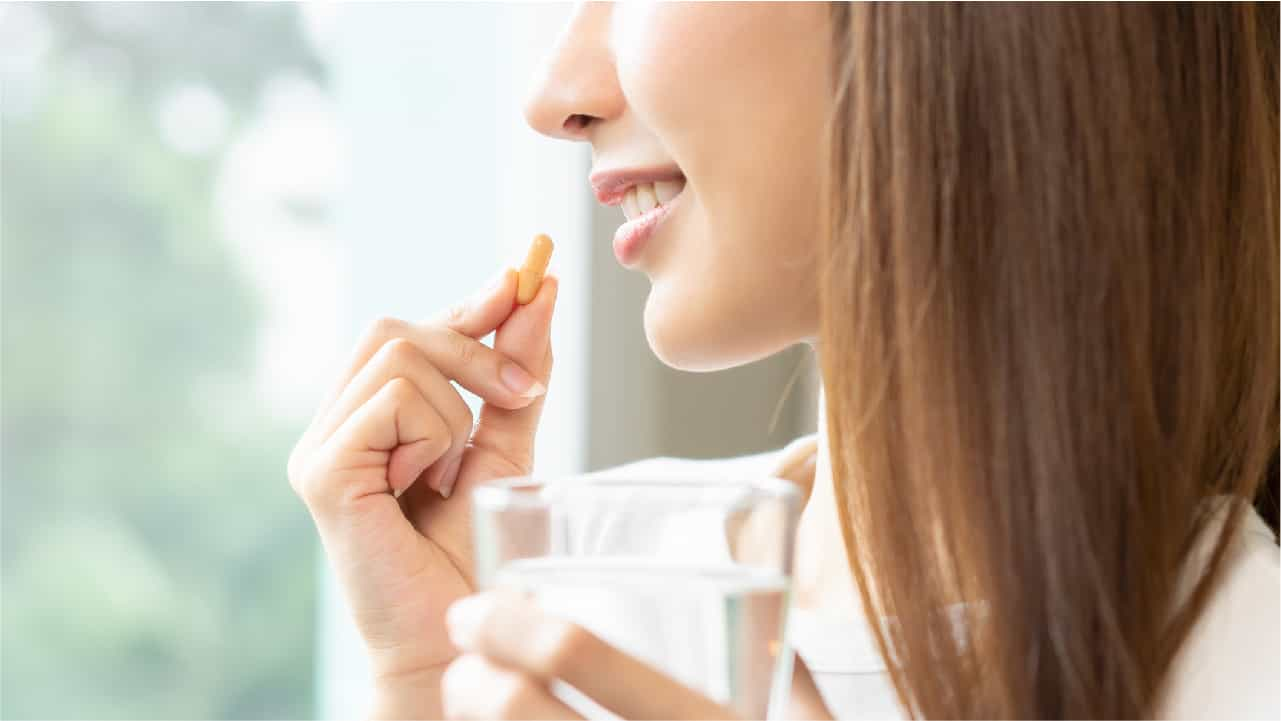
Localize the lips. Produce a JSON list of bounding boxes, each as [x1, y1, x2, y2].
[[591, 164, 687, 267], [590, 165, 686, 206], [611, 186, 686, 267]]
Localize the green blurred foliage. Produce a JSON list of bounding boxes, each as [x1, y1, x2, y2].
[[3, 3, 326, 718]]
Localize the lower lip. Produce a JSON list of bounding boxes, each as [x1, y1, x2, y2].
[[612, 190, 683, 267]]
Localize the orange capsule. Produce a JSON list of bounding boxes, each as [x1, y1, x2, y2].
[[516, 233, 554, 305]]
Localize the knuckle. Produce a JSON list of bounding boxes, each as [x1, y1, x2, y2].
[[286, 441, 316, 500], [444, 300, 469, 328], [287, 458, 317, 504], [378, 336, 418, 365], [383, 376, 418, 403], [366, 316, 405, 344], [445, 329, 478, 366], [287, 468, 304, 499], [288, 442, 349, 512]]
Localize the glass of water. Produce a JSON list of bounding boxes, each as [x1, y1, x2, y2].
[[471, 476, 802, 720]]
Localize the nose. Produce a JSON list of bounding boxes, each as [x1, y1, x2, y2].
[[522, 3, 625, 142]]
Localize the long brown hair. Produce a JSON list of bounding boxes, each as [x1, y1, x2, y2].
[[818, 3, 1278, 717]]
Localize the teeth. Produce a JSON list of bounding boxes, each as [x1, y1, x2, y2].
[[621, 189, 640, 220], [634, 184, 658, 214], [654, 179, 684, 204], [618, 178, 687, 221]]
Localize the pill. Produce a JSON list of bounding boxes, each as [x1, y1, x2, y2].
[[516, 233, 554, 305]]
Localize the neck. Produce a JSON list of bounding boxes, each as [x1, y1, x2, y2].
[[793, 386, 858, 609]]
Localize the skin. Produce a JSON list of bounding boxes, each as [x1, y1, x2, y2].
[[288, 2, 843, 718], [528, 1, 830, 370]]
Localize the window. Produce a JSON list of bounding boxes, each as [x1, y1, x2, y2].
[[1, 4, 814, 718], [1, 3, 329, 717]]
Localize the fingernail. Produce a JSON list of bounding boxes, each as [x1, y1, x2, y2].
[[439, 455, 462, 499], [500, 362, 545, 398], [446, 595, 490, 649]]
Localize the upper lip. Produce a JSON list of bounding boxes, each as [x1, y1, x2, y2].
[[589, 165, 685, 206]]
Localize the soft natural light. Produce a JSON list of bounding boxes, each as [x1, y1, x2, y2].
[[1, 4, 816, 718]]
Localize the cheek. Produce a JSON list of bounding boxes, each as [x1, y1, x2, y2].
[[616, 3, 830, 154], [614, 11, 741, 165], [616, 3, 829, 371]]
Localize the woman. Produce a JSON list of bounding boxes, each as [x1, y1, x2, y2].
[[287, 3, 1279, 718]]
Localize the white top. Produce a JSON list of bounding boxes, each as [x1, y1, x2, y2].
[[588, 446, 1281, 720]]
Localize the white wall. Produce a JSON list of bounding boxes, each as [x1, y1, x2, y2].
[[317, 4, 588, 717], [316, 4, 816, 716]]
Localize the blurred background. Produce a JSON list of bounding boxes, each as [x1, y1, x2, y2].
[[0, 3, 816, 718]]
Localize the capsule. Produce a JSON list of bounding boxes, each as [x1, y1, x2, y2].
[[516, 233, 554, 304]]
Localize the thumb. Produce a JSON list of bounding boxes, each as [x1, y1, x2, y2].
[[465, 274, 557, 474]]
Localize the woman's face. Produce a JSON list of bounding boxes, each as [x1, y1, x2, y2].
[[524, 2, 832, 371]]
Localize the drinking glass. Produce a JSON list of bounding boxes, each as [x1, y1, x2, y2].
[[471, 476, 802, 719]]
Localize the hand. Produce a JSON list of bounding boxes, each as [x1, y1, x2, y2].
[[439, 592, 835, 721], [440, 591, 739, 719], [436, 432, 836, 720], [286, 269, 558, 716]]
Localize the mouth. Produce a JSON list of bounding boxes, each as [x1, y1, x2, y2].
[[590, 165, 688, 267], [616, 178, 686, 222], [589, 165, 687, 213]]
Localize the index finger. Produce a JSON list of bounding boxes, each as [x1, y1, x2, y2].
[[312, 269, 522, 423], [439, 267, 519, 338]]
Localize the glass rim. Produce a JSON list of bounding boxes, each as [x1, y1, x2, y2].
[[470, 474, 801, 509]]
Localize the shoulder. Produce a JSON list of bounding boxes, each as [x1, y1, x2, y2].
[[569, 435, 818, 555], [1157, 505, 1279, 719], [586, 433, 818, 485]]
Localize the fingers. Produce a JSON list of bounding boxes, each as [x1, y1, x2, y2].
[[439, 267, 520, 339], [445, 591, 737, 720], [294, 267, 556, 511], [772, 435, 819, 487], [361, 322, 545, 410], [316, 377, 451, 502], [441, 653, 582, 720], [310, 338, 474, 492], [470, 275, 558, 471], [289, 373, 476, 673], [312, 270, 532, 431]]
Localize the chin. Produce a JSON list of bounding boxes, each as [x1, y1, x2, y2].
[[644, 319, 729, 372], [642, 286, 781, 373]]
